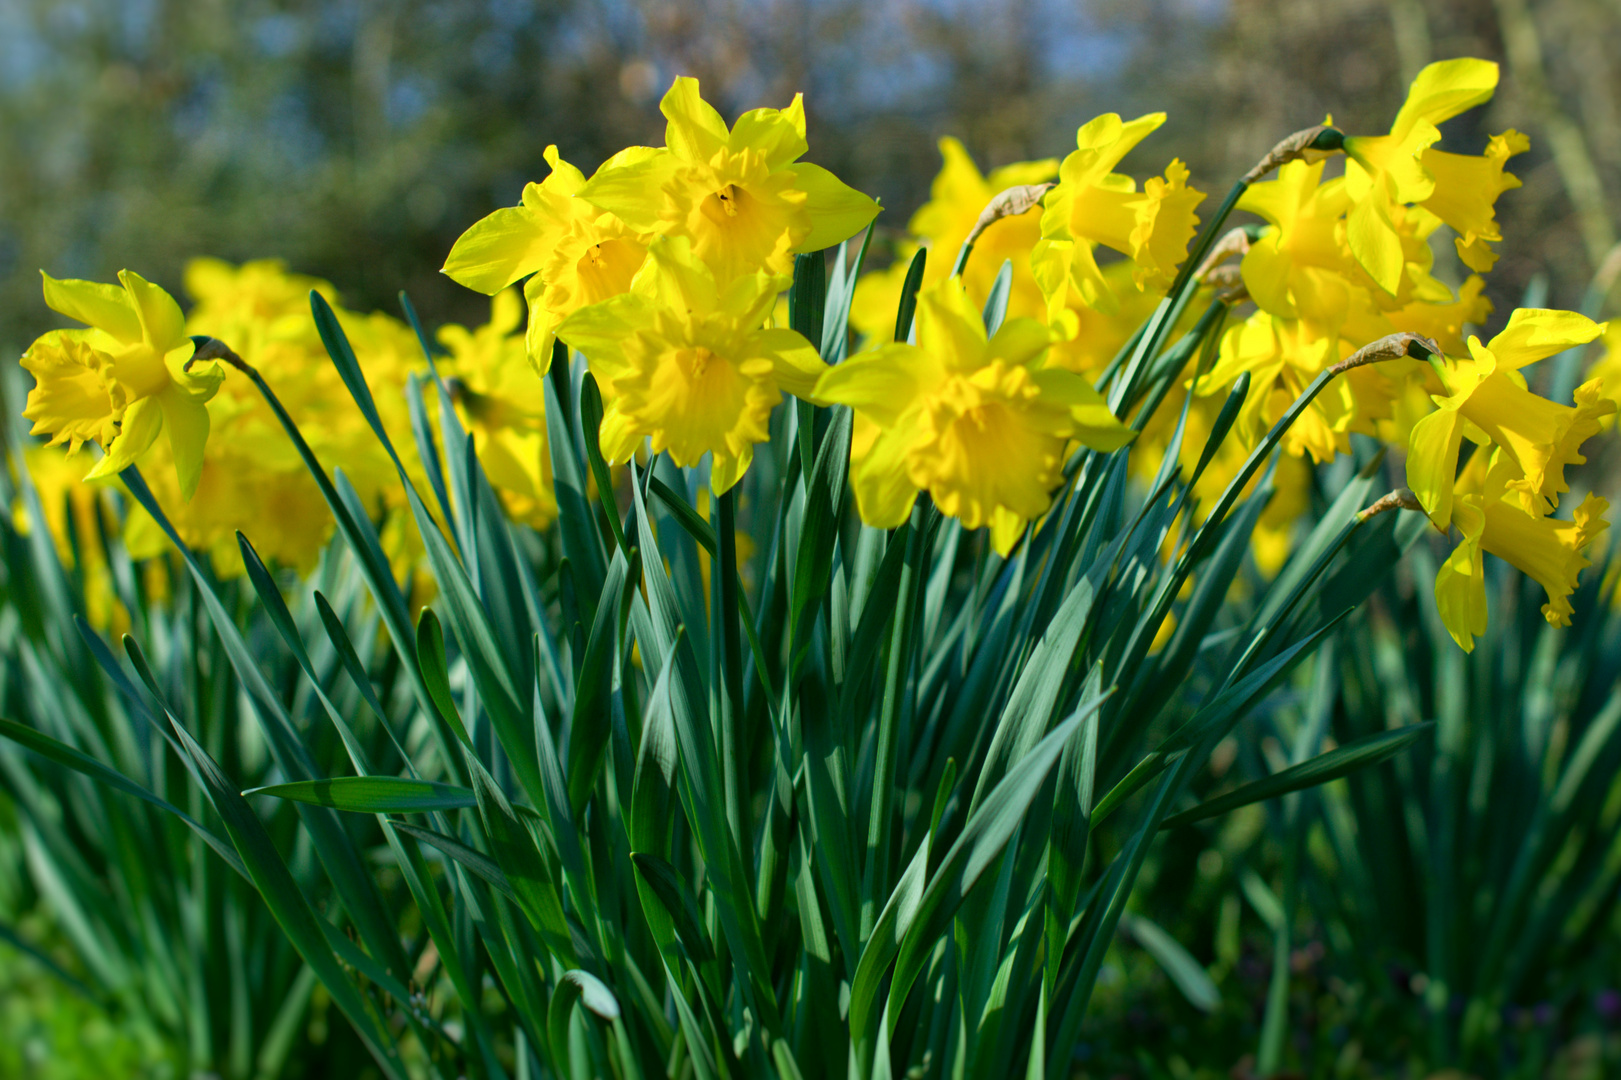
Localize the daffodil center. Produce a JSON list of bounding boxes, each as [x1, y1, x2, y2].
[[574, 238, 645, 306], [680, 346, 719, 380], [714, 185, 740, 217]]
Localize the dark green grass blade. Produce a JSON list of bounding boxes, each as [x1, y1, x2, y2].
[[1162, 722, 1436, 829], [245, 777, 479, 813]]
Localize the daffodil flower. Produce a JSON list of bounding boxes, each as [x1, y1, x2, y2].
[[817, 278, 1132, 553], [579, 78, 879, 285], [1405, 309, 1612, 525], [1237, 160, 1360, 329], [21, 271, 223, 499], [1201, 313, 1357, 463], [1434, 449, 1609, 650], [557, 236, 824, 494], [1033, 112, 1205, 316], [1342, 58, 1501, 293], [443, 145, 654, 370]]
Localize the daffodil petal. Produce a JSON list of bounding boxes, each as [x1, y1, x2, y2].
[[1434, 498, 1488, 652], [985, 317, 1052, 368], [731, 98, 808, 171], [557, 293, 653, 378], [119, 270, 187, 351], [915, 279, 988, 366], [159, 385, 212, 501], [85, 395, 164, 481], [1484, 309, 1607, 371], [577, 152, 677, 234], [41, 272, 143, 345], [990, 506, 1026, 556], [442, 205, 549, 294], [850, 416, 919, 529], [1346, 191, 1404, 295], [661, 76, 730, 164], [759, 328, 825, 400], [710, 443, 753, 495], [1393, 58, 1499, 138], [1405, 405, 1465, 528], [791, 163, 881, 254], [816, 344, 937, 428], [597, 405, 642, 464]]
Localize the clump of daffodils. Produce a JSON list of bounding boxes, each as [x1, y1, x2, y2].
[[18, 259, 550, 592], [16, 65, 1616, 650]]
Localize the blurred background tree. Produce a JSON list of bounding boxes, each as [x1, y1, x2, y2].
[[1, 0, 1615, 352]]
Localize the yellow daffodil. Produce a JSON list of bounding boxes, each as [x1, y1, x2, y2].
[[557, 236, 824, 494], [1342, 58, 1500, 293], [1201, 313, 1360, 463], [1238, 160, 1355, 321], [1406, 309, 1612, 525], [438, 288, 556, 528], [850, 138, 1057, 341], [444, 145, 653, 370], [578, 77, 879, 286], [1034, 112, 1205, 316], [1233, 159, 1442, 336], [817, 278, 1132, 552], [21, 271, 223, 499], [1434, 450, 1609, 650]]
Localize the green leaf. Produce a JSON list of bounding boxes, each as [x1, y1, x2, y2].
[[468, 754, 576, 966], [119, 470, 413, 985], [1121, 913, 1220, 1013], [1162, 722, 1436, 829], [893, 248, 927, 342], [820, 224, 875, 364], [790, 407, 853, 673], [1093, 615, 1347, 826], [969, 580, 1097, 815], [388, 821, 518, 905], [981, 260, 1013, 335], [548, 969, 623, 1074], [579, 372, 629, 554], [415, 609, 472, 746], [1045, 667, 1103, 997], [569, 545, 639, 815], [245, 777, 478, 814], [632, 852, 717, 965], [547, 346, 607, 620], [649, 477, 717, 555]]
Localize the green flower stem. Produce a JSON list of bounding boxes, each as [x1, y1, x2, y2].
[[717, 486, 748, 849]]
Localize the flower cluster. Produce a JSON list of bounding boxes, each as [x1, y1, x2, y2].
[[18, 259, 549, 592], [14, 67, 1615, 649]]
